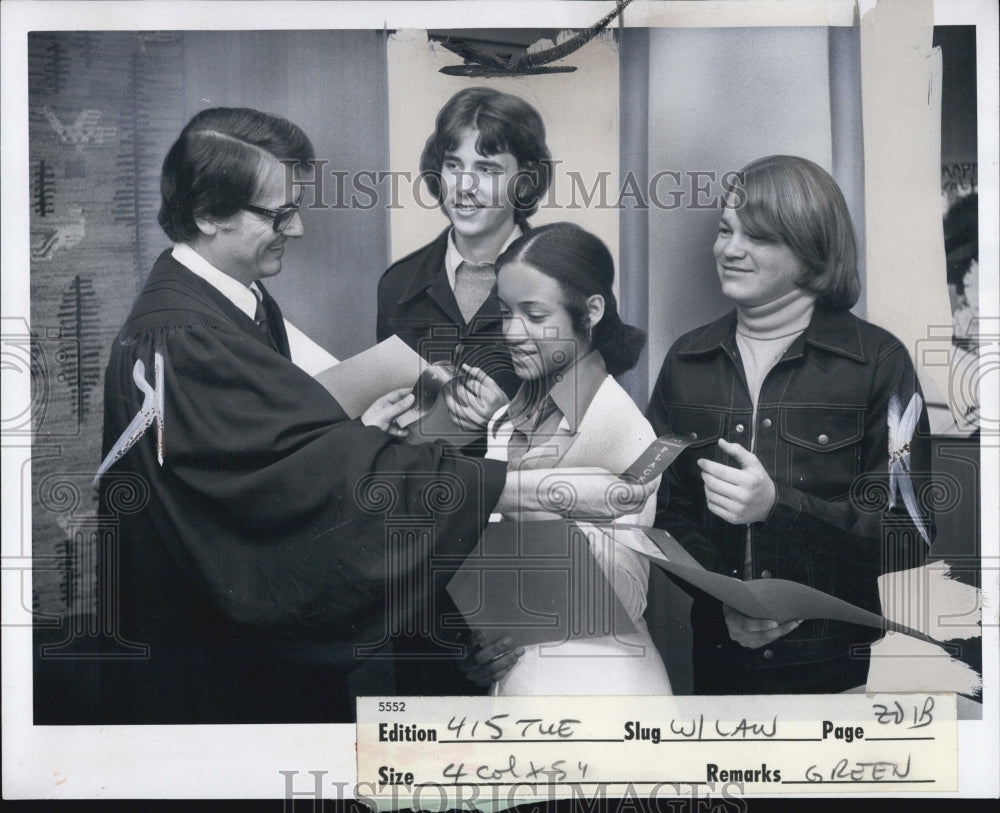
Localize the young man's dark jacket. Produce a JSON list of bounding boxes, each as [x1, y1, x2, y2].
[[377, 228, 520, 398], [376, 229, 526, 693]]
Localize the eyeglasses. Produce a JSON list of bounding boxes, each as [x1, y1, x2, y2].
[[242, 202, 300, 233]]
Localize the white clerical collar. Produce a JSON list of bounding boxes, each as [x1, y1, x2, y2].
[[171, 243, 338, 376], [172, 243, 260, 320], [444, 223, 522, 291]]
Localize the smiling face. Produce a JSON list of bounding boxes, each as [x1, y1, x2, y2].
[[497, 260, 587, 382], [440, 128, 520, 262], [200, 156, 305, 287], [713, 202, 807, 308]]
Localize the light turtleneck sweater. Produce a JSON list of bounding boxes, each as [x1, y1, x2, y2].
[[735, 287, 817, 411], [734, 287, 817, 579]]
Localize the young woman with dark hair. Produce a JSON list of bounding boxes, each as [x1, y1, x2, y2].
[[472, 221, 672, 696]]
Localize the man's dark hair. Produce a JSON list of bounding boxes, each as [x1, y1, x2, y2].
[[419, 87, 552, 220], [158, 107, 315, 243]]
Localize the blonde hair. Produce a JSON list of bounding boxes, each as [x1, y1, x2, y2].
[[728, 155, 860, 310]]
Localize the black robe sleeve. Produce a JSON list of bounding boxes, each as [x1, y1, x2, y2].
[[101, 319, 507, 640]]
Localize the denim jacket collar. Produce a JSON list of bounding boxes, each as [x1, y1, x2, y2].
[[676, 305, 868, 364]]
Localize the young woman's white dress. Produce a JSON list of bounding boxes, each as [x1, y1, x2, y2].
[[485, 372, 672, 696]]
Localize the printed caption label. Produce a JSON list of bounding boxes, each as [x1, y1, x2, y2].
[[356, 694, 957, 808]]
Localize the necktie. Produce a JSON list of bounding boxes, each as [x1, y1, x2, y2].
[[253, 288, 270, 335], [453, 260, 496, 323], [252, 285, 290, 359]]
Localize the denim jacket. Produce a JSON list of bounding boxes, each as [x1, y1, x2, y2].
[[647, 306, 932, 691]]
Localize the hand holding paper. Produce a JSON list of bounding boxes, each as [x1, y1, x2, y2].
[[313, 339, 472, 444], [393, 363, 456, 429], [443, 363, 509, 431], [361, 387, 415, 437], [723, 604, 801, 649]]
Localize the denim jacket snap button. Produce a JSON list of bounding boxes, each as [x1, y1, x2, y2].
[[817, 433, 830, 445], [761, 417, 772, 429], [762, 649, 774, 660], [735, 423, 745, 434]]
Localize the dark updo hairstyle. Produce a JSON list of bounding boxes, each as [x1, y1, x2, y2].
[[727, 155, 860, 310], [158, 107, 315, 243], [496, 222, 646, 376], [419, 87, 552, 220]]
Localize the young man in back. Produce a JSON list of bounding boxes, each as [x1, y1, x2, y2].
[[377, 86, 552, 429], [376, 87, 553, 694]]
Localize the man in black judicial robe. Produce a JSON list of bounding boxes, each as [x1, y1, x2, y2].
[[96, 108, 645, 723]]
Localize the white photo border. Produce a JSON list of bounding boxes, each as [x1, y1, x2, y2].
[[2, 0, 997, 803]]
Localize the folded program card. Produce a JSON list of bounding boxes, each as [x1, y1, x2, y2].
[[613, 525, 941, 645], [447, 516, 943, 693], [619, 433, 698, 484], [610, 436, 943, 644]]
